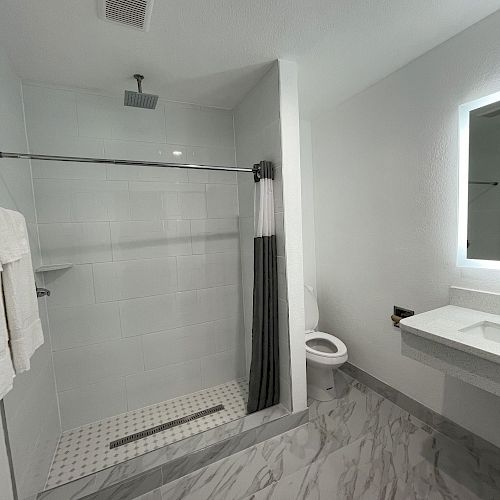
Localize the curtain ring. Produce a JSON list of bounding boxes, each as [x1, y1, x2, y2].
[[252, 163, 261, 183]]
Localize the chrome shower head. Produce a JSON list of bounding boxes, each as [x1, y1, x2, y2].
[[124, 74, 159, 109]]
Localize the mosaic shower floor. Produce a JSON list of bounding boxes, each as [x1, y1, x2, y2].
[[45, 378, 248, 489]]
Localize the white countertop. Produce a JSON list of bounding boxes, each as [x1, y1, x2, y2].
[[399, 305, 500, 365]]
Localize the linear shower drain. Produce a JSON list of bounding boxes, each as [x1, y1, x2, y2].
[[109, 404, 225, 449]]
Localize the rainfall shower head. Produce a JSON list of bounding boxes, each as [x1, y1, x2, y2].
[[124, 74, 159, 109]]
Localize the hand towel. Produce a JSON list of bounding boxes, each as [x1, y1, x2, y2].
[[0, 207, 44, 377]]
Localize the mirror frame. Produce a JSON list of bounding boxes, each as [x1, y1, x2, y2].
[[458, 90, 500, 269]]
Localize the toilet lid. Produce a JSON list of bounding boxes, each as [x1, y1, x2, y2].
[[305, 331, 347, 358]]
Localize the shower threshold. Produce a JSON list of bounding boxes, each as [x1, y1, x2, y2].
[[45, 378, 248, 489]]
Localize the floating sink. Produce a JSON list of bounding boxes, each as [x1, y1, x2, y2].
[[459, 321, 500, 343]]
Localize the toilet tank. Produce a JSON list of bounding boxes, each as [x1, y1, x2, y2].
[[304, 285, 319, 331]]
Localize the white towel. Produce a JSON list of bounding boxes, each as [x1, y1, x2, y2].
[[0, 207, 30, 264], [0, 208, 44, 384], [0, 276, 15, 399]]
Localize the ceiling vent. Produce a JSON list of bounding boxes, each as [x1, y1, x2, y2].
[[98, 0, 155, 32]]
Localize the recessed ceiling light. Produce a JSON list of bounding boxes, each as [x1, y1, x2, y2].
[[172, 151, 183, 156]]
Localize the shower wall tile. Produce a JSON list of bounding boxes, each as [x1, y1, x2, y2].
[[38, 221, 112, 264], [28, 133, 105, 158], [165, 102, 234, 148], [129, 181, 205, 192], [141, 323, 216, 370], [93, 257, 178, 302], [236, 172, 255, 218], [112, 105, 166, 143], [177, 252, 240, 290], [44, 264, 95, 307], [125, 360, 203, 410], [32, 159, 107, 180], [53, 337, 143, 391], [129, 191, 163, 220], [106, 162, 188, 183], [275, 212, 286, 257], [191, 217, 240, 254], [235, 119, 282, 169], [24, 83, 245, 430], [34, 178, 130, 223], [110, 220, 191, 260], [22, 84, 78, 138], [201, 350, 245, 388], [214, 316, 244, 353], [49, 302, 122, 350], [206, 184, 239, 218], [178, 191, 207, 219], [119, 292, 181, 337], [76, 93, 117, 139], [58, 377, 127, 430], [104, 140, 186, 165], [186, 145, 236, 167], [233, 68, 280, 142], [188, 169, 237, 184]]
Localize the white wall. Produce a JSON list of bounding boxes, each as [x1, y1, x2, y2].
[[0, 50, 60, 499], [23, 83, 246, 430], [311, 10, 500, 446], [278, 61, 307, 412], [234, 63, 291, 409], [300, 120, 316, 291]]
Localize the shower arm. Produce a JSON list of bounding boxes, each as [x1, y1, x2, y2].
[[0, 151, 262, 181]]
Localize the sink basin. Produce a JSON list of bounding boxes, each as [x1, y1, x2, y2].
[[459, 321, 500, 343]]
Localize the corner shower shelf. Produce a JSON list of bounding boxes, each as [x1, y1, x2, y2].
[[35, 263, 73, 273]]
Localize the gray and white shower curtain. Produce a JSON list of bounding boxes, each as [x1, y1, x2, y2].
[[247, 161, 279, 413]]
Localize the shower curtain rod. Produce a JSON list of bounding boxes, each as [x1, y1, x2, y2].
[[0, 151, 262, 179]]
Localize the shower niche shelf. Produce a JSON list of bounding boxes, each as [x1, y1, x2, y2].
[[35, 263, 73, 273]]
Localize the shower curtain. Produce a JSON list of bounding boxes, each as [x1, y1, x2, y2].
[[247, 161, 279, 413]]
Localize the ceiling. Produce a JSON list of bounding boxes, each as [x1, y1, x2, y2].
[[0, 0, 499, 116]]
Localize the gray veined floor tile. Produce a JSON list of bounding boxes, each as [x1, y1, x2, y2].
[[158, 443, 276, 500], [243, 413, 438, 500], [384, 459, 488, 500], [309, 379, 408, 449]]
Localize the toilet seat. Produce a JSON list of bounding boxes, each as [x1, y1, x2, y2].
[[305, 331, 347, 365]]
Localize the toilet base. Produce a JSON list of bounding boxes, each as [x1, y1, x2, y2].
[[306, 364, 337, 401], [307, 383, 336, 401]]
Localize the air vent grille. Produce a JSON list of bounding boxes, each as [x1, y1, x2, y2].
[[99, 0, 155, 31]]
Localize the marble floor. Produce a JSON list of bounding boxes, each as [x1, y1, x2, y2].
[[46, 378, 248, 489], [136, 372, 500, 500]]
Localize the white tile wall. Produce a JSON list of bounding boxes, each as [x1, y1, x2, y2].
[[49, 302, 122, 350], [125, 360, 202, 410], [93, 257, 178, 301], [206, 184, 239, 218], [24, 83, 247, 429], [58, 377, 127, 430], [142, 323, 216, 370], [191, 218, 240, 254]]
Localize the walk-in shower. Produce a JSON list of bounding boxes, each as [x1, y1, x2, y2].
[[0, 62, 294, 500]]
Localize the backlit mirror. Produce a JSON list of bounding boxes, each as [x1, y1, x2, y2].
[[458, 91, 500, 268]]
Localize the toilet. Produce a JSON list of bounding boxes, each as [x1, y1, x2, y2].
[[304, 285, 348, 401]]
